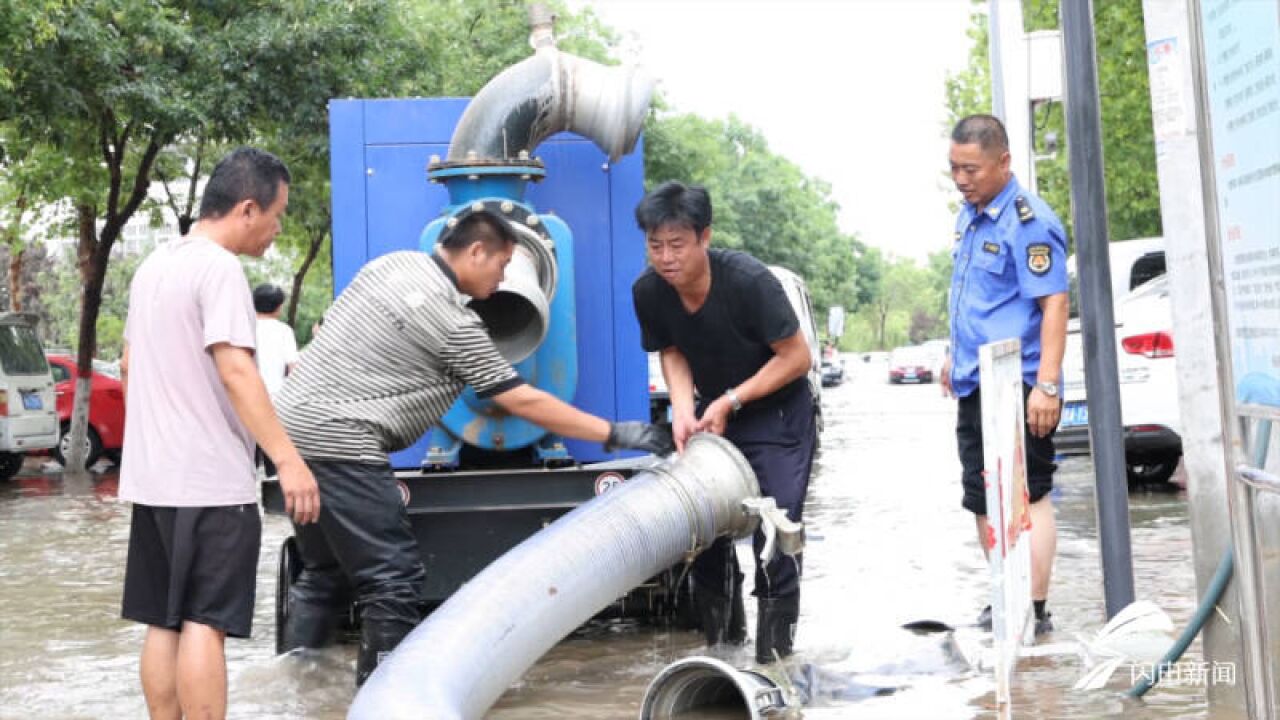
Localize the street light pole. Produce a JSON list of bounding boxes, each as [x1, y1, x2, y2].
[[1060, 0, 1136, 619]]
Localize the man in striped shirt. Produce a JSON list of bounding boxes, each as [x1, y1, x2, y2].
[[276, 205, 671, 685]]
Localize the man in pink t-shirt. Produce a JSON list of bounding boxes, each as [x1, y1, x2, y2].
[[119, 147, 320, 720]]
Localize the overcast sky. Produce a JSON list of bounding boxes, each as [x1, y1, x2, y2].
[[570, 0, 977, 262]]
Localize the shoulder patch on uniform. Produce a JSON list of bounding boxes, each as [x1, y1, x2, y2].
[[1027, 243, 1052, 275], [1015, 196, 1035, 223], [982, 241, 1000, 255]]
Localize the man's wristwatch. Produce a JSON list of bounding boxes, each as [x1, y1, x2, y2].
[[724, 388, 743, 414], [1034, 381, 1059, 398]]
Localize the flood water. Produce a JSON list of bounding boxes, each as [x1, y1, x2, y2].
[[0, 358, 1241, 719]]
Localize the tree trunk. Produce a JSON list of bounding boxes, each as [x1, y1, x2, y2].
[[286, 228, 328, 326], [4, 191, 27, 312], [7, 247, 24, 312], [64, 205, 101, 474], [877, 305, 888, 350], [65, 130, 163, 473]]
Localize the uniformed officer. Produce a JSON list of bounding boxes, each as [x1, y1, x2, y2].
[[941, 114, 1068, 635]]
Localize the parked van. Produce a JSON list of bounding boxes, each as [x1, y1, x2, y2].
[[768, 265, 824, 417], [0, 313, 59, 479]]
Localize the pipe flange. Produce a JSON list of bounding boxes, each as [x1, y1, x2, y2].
[[438, 198, 557, 303], [428, 159, 546, 175]]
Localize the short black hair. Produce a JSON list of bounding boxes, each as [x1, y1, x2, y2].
[[951, 114, 1009, 155], [635, 181, 712, 236], [253, 283, 286, 314], [438, 210, 517, 253], [199, 147, 291, 220]]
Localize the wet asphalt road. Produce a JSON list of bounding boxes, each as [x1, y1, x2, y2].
[[0, 357, 1234, 718]]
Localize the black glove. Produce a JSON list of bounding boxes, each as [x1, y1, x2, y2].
[[605, 421, 675, 455]]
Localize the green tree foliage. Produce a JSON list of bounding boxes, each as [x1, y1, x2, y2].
[[848, 250, 949, 351], [2, 0, 399, 471], [141, 0, 617, 333], [643, 112, 867, 321], [944, 3, 994, 127], [944, 0, 1162, 245]]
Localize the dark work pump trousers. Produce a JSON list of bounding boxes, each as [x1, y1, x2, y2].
[[283, 459, 426, 686], [691, 385, 817, 661]]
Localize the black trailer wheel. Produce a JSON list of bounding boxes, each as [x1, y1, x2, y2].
[[275, 536, 302, 655], [1127, 455, 1179, 486], [0, 452, 23, 481]]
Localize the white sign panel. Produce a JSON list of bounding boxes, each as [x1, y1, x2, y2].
[[1147, 36, 1191, 143], [980, 339, 1034, 706], [1199, 0, 1280, 412], [827, 305, 845, 339]]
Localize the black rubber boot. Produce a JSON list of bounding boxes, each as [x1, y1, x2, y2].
[[756, 594, 800, 665], [355, 618, 415, 687], [695, 587, 734, 647], [281, 598, 341, 653], [695, 573, 748, 647], [727, 581, 747, 646]]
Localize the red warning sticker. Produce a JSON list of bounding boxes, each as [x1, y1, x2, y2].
[[594, 471, 625, 496]]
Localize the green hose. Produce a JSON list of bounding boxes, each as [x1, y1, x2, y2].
[[1127, 545, 1234, 698]]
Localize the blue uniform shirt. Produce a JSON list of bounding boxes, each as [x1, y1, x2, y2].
[[948, 176, 1068, 398]]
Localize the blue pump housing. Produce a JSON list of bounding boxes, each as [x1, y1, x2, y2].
[[328, 97, 649, 469], [417, 186, 578, 464]]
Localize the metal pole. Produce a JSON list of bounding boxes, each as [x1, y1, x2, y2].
[[1059, 0, 1135, 619], [988, 0, 1007, 120], [988, 0, 1036, 189]]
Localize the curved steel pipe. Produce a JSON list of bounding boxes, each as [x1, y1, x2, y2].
[[445, 47, 654, 164], [467, 241, 551, 363], [348, 434, 760, 720], [641, 656, 797, 720]]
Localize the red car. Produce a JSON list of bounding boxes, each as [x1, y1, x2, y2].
[[44, 354, 125, 467]]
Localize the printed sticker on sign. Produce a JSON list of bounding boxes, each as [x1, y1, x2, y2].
[[594, 472, 625, 496]]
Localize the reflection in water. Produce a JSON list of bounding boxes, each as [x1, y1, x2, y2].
[[0, 366, 1228, 718]]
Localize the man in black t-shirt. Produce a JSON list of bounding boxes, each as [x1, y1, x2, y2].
[[631, 181, 818, 665]]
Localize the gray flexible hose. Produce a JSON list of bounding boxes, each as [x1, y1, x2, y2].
[[348, 434, 760, 720]]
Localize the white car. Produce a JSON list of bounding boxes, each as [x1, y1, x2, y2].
[[919, 339, 950, 382], [0, 313, 60, 480], [1058, 273, 1181, 483]]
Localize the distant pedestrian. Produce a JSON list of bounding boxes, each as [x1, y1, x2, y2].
[[252, 283, 299, 400], [943, 115, 1067, 636], [253, 283, 299, 478], [119, 147, 320, 720]]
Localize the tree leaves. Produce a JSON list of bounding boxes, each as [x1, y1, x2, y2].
[[642, 111, 866, 322], [944, 0, 1162, 246]]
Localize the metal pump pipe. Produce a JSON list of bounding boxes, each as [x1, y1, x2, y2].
[[441, 9, 654, 166], [348, 434, 762, 720]]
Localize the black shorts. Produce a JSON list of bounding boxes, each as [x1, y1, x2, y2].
[[122, 503, 262, 638], [956, 384, 1057, 516]]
